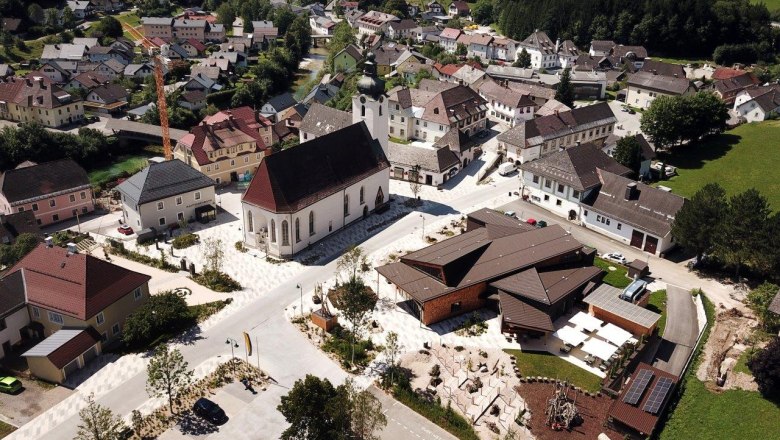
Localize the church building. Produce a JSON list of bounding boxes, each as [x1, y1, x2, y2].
[[240, 54, 391, 258]]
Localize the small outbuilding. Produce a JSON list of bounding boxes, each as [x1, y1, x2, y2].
[[584, 284, 660, 336], [23, 328, 102, 384]]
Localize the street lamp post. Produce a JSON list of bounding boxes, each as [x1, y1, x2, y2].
[[296, 283, 303, 316], [225, 338, 239, 359], [420, 214, 425, 240]]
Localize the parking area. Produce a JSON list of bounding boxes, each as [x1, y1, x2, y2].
[[606, 100, 643, 137], [159, 382, 256, 439], [0, 378, 72, 427]]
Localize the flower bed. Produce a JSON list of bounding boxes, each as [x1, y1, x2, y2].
[[172, 233, 200, 250], [191, 270, 242, 292]]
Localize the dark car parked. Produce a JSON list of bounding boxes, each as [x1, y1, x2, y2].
[[193, 398, 228, 425]]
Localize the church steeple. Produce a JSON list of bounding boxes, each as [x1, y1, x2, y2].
[[352, 52, 388, 155]]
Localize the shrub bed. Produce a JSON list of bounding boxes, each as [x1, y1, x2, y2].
[[191, 269, 242, 292], [321, 325, 377, 368], [106, 239, 178, 272], [172, 233, 199, 249], [392, 386, 479, 440]]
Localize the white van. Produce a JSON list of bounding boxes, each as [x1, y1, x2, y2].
[[498, 162, 517, 176]]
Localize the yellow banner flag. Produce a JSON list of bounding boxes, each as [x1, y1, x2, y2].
[[243, 332, 252, 357]]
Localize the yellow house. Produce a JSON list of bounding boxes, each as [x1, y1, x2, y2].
[[175, 114, 270, 184], [23, 328, 102, 384], [0, 77, 85, 128], [13, 243, 151, 384]]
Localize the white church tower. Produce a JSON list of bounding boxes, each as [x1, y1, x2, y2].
[[352, 52, 389, 155]]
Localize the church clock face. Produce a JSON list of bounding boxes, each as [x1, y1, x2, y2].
[[359, 96, 366, 104]]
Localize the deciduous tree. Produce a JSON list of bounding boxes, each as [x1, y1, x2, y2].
[[408, 164, 422, 200], [76, 393, 126, 440], [612, 136, 642, 175], [513, 48, 531, 68], [146, 345, 193, 414], [278, 375, 351, 440], [348, 382, 387, 440], [746, 283, 780, 331], [715, 188, 771, 277]]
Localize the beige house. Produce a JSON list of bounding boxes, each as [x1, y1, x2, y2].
[[24, 328, 102, 384], [0, 77, 84, 128], [626, 71, 694, 109], [175, 114, 269, 184]]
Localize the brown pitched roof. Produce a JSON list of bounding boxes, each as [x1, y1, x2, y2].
[[498, 102, 616, 148], [385, 142, 459, 173], [640, 60, 686, 78], [0, 211, 41, 243], [0, 159, 90, 204], [378, 225, 584, 303], [491, 266, 603, 305], [498, 291, 554, 332], [8, 244, 151, 320], [466, 208, 537, 231], [243, 122, 389, 213], [582, 170, 686, 237], [25, 328, 102, 369], [609, 363, 678, 435], [627, 71, 691, 95], [713, 72, 757, 94], [71, 72, 110, 88], [589, 40, 615, 52], [419, 80, 487, 125], [0, 77, 79, 110], [519, 143, 631, 192], [612, 45, 648, 59]]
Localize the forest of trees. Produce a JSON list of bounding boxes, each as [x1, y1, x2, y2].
[[493, 0, 777, 59]]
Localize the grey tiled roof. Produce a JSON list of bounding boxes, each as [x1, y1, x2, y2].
[[385, 142, 459, 173], [299, 102, 353, 137], [519, 143, 631, 192], [115, 159, 215, 206]]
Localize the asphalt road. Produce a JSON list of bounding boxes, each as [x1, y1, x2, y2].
[[652, 285, 698, 377]]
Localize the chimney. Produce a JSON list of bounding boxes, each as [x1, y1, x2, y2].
[[625, 182, 637, 200], [67, 242, 77, 254], [673, 73, 678, 78], [45, 236, 53, 248]]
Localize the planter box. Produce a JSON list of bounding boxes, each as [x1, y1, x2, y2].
[[311, 309, 338, 332]]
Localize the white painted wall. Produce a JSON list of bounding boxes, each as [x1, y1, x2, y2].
[[581, 208, 673, 256], [121, 186, 216, 230], [522, 170, 583, 219], [242, 168, 390, 258]]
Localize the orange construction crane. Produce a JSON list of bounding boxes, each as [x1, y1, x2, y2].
[[150, 49, 172, 160]]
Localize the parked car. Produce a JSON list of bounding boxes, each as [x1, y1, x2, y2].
[[603, 252, 628, 265], [498, 162, 517, 176], [504, 211, 516, 218], [117, 224, 134, 235], [526, 218, 537, 226], [193, 398, 228, 425], [536, 220, 547, 228], [0, 377, 22, 394]]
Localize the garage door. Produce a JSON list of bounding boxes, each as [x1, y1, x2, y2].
[[82, 345, 98, 365], [630, 230, 645, 249], [63, 359, 79, 379], [644, 236, 659, 254]]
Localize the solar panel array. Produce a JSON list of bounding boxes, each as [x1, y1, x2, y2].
[[622, 369, 654, 405], [643, 377, 674, 414]]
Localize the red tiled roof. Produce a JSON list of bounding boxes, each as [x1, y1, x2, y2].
[[185, 38, 206, 52], [47, 328, 101, 369], [8, 244, 151, 320], [712, 67, 748, 80], [182, 117, 267, 166]]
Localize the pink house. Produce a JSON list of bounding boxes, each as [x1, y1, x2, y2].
[[0, 159, 95, 226]]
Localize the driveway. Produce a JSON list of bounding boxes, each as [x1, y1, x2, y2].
[[606, 100, 642, 138], [651, 285, 699, 376], [0, 379, 71, 427]]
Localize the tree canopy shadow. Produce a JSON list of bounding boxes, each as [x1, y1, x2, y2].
[[657, 133, 741, 171]]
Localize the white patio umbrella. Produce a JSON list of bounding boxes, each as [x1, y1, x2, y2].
[[553, 325, 588, 347], [581, 338, 619, 360], [597, 323, 633, 347], [568, 311, 603, 332]]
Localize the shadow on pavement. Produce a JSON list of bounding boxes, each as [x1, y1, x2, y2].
[[177, 410, 221, 435]]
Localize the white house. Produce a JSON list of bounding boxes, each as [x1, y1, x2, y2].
[[115, 159, 216, 230], [516, 30, 558, 70], [581, 170, 685, 256], [355, 11, 398, 36], [626, 71, 694, 109], [519, 143, 631, 221], [734, 85, 780, 122], [477, 79, 536, 127], [438, 27, 462, 53]]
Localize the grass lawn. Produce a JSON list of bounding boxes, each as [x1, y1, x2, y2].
[[647, 290, 667, 336], [650, 56, 713, 66], [0, 39, 45, 65], [116, 11, 141, 28], [659, 378, 780, 440], [594, 257, 631, 289], [658, 121, 780, 210], [88, 155, 149, 187], [504, 349, 603, 393], [733, 349, 753, 375], [752, 0, 780, 10], [0, 421, 15, 438]]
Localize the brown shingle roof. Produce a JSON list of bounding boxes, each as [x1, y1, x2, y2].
[[627, 71, 691, 95], [181, 117, 266, 166], [0, 159, 90, 204], [46, 328, 101, 369], [609, 363, 678, 435], [8, 244, 151, 320], [640, 60, 686, 78], [466, 208, 537, 231], [519, 143, 631, 192], [498, 102, 616, 148], [499, 291, 554, 332], [491, 266, 603, 305], [582, 170, 686, 237], [242, 122, 389, 213]]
